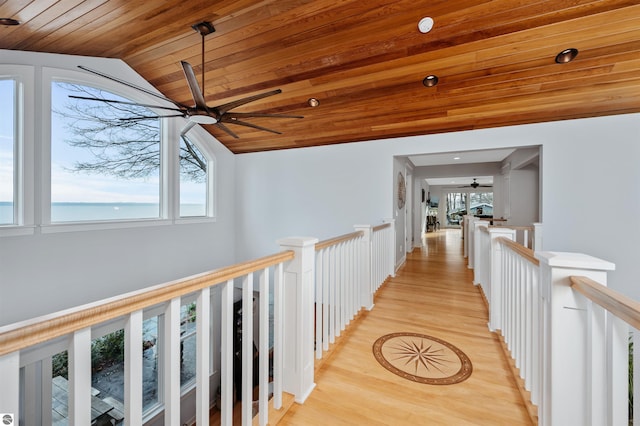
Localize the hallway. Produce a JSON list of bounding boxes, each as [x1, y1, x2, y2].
[[278, 229, 532, 425]]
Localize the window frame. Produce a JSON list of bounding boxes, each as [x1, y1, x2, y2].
[[0, 65, 35, 236], [38, 67, 216, 233], [44, 68, 167, 229], [0, 63, 216, 237], [177, 129, 214, 220]]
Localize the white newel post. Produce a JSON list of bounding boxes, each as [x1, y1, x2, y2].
[[536, 252, 617, 426], [463, 215, 470, 258], [533, 222, 543, 252], [487, 227, 516, 331], [384, 218, 396, 277], [278, 237, 318, 403], [472, 220, 490, 280], [354, 225, 374, 310], [468, 217, 477, 269]]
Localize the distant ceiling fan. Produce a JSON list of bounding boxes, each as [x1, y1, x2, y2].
[[73, 21, 302, 138], [459, 178, 492, 189]]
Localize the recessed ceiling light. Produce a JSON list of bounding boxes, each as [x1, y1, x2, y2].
[[418, 17, 434, 34], [453, 156, 461, 160], [308, 98, 320, 107], [555, 48, 578, 64], [422, 75, 439, 87], [0, 18, 20, 26]]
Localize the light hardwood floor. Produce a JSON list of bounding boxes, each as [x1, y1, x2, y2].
[[277, 229, 532, 425]]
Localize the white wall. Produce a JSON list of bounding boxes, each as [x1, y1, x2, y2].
[[234, 141, 394, 260], [236, 114, 640, 300], [541, 120, 640, 299], [0, 51, 238, 325], [508, 167, 539, 226]]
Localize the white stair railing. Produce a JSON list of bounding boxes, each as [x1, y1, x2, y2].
[[313, 222, 395, 361], [495, 237, 541, 407], [469, 219, 632, 425], [0, 251, 294, 426]]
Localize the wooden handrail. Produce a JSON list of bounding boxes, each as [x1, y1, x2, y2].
[[570, 276, 640, 330], [496, 237, 539, 266], [372, 222, 391, 233], [0, 250, 294, 357], [316, 231, 364, 251]]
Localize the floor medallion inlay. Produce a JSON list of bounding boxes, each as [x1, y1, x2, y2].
[[372, 332, 472, 385]]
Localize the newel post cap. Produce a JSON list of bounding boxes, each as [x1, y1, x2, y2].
[[535, 251, 615, 271], [277, 237, 319, 248]]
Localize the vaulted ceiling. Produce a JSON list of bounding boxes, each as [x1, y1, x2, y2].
[[2, 1, 640, 154]]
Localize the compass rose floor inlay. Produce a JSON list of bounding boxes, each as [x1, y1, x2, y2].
[[372, 332, 473, 385]]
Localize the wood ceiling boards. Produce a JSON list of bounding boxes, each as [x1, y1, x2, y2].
[[2, 0, 640, 153]]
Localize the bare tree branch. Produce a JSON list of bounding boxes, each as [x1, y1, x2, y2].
[[53, 83, 206, 183]]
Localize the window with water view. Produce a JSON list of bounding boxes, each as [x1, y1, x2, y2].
[[179, 135, 207, 217], [0, 78, 15, 225], [50, 82, 161, 222]]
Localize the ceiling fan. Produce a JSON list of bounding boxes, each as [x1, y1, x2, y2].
[[73, 21, 302, 139], [459, 178, 492, 189]]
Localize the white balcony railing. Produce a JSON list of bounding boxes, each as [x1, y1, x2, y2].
[[468, 220, 636, 425], [0, 221, 395, 426]]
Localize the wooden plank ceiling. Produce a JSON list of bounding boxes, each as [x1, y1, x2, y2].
[[2, 0, 639, 153]]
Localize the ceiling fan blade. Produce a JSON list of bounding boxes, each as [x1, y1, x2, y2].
[[118, 114, 185, 121], [181, 61, 208, 110], [225, 112, 303, 119], [222, 117, 282, 134], [215, 122, 239, 139], [216, 89, 282, 115], [68, 95, 186, 113], [78, 65, 191, 109]]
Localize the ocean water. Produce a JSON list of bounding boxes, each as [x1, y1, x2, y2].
[[0, 201, 205, 224]]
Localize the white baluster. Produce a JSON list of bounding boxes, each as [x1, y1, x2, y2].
[[273, 264, 283, 410], [69, 328, 91, 426], [125, 310, 143, 425], [607, 313, 628, 425], [242, 273, 254, 426], [221, 279, 234, 424], [196, 287, 211, 426], [322, 248, 330, 352], [531, 264, 540, 406], [329, 245, 336, 344], [315, 251, 323, 360], [164, 297, 181, 425], [258, 268, 269, 426]]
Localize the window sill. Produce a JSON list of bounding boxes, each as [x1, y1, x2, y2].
[[174, 216, 217, 225], [40, 218, 173, 234], [1, 216, 217, 236], [0, 225, 36, 237]]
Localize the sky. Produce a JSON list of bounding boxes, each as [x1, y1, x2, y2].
[[0, 79, 205, 205], [0, 79, 14, 202]]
